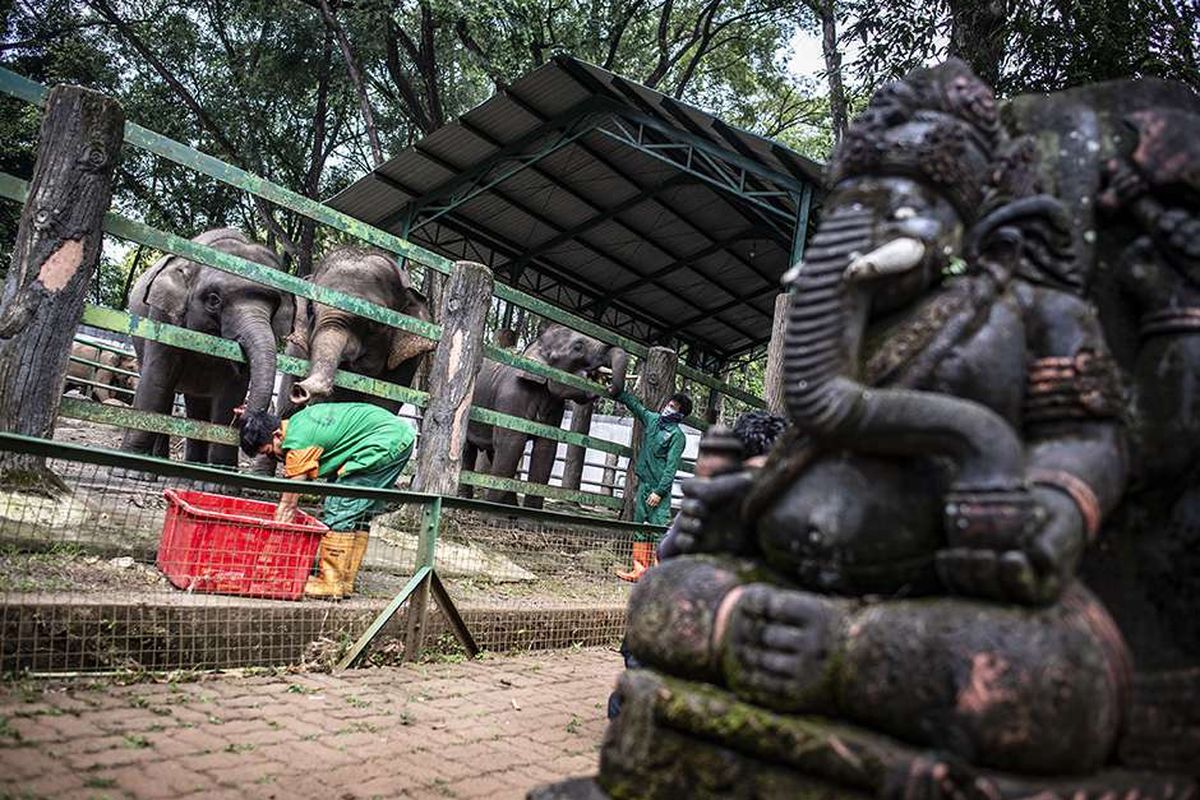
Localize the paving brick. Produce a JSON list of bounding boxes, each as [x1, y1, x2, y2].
[[0, 648, 617, 800]]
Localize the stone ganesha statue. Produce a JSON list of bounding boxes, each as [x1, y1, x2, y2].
[[534, 61, 1200, 799]]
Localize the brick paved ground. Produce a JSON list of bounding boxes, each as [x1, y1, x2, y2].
[[0, 647, 619, 799]]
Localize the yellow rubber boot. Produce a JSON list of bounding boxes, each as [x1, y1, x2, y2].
[[340, 532, 369, 596], [304, 532, 357, 599]]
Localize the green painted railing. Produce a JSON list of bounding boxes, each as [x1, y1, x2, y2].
[[0, 66, 764, 411], [80, 306, 634, 457]]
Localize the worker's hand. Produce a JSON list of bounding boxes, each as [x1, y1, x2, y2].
[[646, 492, 662, 508], [273, 503, 296, 524]]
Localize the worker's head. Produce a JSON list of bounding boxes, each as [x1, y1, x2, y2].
[[238, 409, 284, 459], [661, 392, 693, 420], [732, 410, 789, 465]]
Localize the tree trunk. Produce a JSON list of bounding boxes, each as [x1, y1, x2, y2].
[[316, 0, 384, 167], [947, 0, 1008, 89], [601, 450, 619, 496], [0, 85, 124, 481], [561, 400, 594, 491], [819, 0, 849, 142], [764, 292, 788, 415], [621, 346, 678, 521], [411, 261, 493, 496]]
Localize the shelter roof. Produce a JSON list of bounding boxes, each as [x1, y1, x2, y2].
[[327, 56, 824, 365]]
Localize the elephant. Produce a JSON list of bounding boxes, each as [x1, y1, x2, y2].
[[65, 341, 138, 404], [278, 245, 435, 416], [463, 323, 628, 508], [121, 228, 293, 467]]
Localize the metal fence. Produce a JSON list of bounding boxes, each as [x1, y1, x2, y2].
[[0, 433, 646, 675], [0, 67, 767, 675]]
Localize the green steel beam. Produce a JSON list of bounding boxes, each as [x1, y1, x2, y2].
[[67, 354, 139, 379], [335, 566, 432, 670], [81, 305, 633, 457], [59, 397, 237, 444], [459, 471, 625, 509]]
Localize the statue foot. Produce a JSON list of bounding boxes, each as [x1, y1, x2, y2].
[[720, 583, 843, 713]]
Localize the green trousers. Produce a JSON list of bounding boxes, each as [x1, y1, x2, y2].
[[322, 444, 413, 531], [632, 481, 672, 536]]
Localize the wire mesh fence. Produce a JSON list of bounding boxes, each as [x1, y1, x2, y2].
[[0, 434, 648, 676]]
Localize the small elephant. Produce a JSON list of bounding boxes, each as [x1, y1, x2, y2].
[[464, 324, 628, 508], [279, 246, 435, 415], [122, 228, 293, 467], [65, 341, 138, 404]]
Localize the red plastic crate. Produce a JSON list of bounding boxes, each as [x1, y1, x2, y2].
[[157, 489, 328, 601]]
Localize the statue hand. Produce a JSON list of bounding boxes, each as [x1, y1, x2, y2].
[[937, 487, 1083, 606], [674, 471, 755, 555]]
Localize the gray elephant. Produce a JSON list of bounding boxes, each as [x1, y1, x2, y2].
[[121, 228, 293, 467], [278, 246, 435, 416], [65, 341, 138, 404], [464, 324, 628, 508]]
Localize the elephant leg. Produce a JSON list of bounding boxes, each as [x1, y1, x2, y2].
[[153, 433, 170, 459], [183, 393, 213, 464], [121, 346, 181, 456], [207, 392, 240, 469], [524, 435, 558, 510], [484, 430, 526, 505]]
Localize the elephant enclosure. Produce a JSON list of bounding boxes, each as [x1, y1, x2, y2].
[[0, 433, 634, 674]]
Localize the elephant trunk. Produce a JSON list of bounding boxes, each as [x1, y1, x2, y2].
[[291, 320, 350, 406], [606, 346, 628, 396], [224, 301, 279, 412], [783, 204, 1024, 490]]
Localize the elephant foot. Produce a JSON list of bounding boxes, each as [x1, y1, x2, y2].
[[721, 584, 843, 713]]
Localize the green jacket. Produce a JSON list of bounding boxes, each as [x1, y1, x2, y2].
[[616, 390, 686, 497], [281, 402, 415, 480]]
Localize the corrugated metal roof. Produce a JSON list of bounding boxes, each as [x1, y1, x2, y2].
[[327, 56, 824, 361]]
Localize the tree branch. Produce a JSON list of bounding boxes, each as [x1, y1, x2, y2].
[[316, 0, 384, 166]]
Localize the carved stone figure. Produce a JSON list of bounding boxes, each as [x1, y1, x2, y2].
[[463, 324, 628, 508], [533, 61, 1200, 799]]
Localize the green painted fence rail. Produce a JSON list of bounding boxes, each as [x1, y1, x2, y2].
[[0, 172, 614, 401], [59, 397, 237, 444], [459, 470, 625, 510], [80, 305, 634, 458], [0, 431, 666, 534], [0, 66, 766, 412]]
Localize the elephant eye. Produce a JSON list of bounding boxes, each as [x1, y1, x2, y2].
[[203, 291, 222, 310], [892, 206, 917, 220]]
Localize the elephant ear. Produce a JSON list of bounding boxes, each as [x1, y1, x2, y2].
[[386, 287, 436, 371], [517, 339, 551, 386], [137, 253, 198, 326]]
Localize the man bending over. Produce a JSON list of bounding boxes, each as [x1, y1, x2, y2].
[[239, 402, 415, 599]]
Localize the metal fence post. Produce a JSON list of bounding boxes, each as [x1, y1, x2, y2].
[[402, 496, 441, 662]]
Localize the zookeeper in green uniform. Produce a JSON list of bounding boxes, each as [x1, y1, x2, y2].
[[610, 388, 692, 582], [238, 403, 415, 599]]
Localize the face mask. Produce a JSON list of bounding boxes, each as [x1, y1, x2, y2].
[[659, 409, 683, 426]]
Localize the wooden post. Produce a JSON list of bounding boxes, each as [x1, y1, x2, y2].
[[0, 86, 124, 480], [560, 400, 593, 491], [601, 450, 619, 496], [411, 261, 492, 496], [621, 346, 678, 520], [704, 381, 724, 425], [763, 292, 789, 416]]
